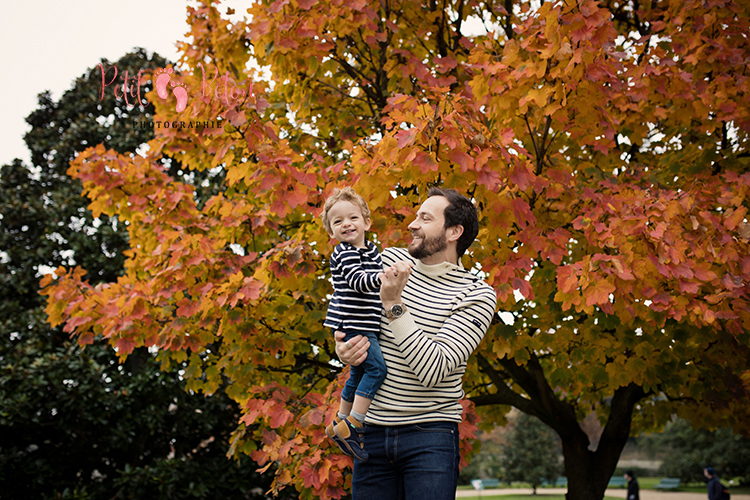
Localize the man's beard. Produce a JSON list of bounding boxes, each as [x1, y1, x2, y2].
[[408, 232, 447, 259]]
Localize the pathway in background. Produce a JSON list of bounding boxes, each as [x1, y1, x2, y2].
[[456, 487, 750, 499]]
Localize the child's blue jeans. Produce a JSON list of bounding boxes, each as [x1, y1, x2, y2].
[[341, 330, 387, 401]]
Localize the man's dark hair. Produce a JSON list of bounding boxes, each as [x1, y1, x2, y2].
[[427, 187, 479, 257]]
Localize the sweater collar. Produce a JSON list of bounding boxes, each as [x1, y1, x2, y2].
[[414, 258, 463, 277]]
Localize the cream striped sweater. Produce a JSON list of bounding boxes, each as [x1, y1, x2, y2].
[[366, 247, 498, 425]]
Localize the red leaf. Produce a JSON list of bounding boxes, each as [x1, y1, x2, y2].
[[722, 273, 743, 290], [512, 277, 534, 300], [510, 163, 532, 191], [300, 464, 322, 489], [240, 279, 262, 301], [724, 206, 747, 230], [557, 266, 579, 293], [269, 406, 294, 428], [477, 168, 501, 190], [413, 151, 438, 173], [742, 256, 750, 276], [63, 315, 93, 333], [114, 337, 136, 355], [195, 282, 214, 295], [347, 0, 366, 10], [176, 299, 198, 317], [395, 128, 417, 148], [580, 0, 599, 17], [447, 149, 474, 171], [611, 259, 635, 280], [679, 280, 699, 294], [269, 0, 289, 13], [511, 198, 537, 228]]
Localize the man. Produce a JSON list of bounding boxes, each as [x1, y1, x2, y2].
[[335, 187, 498, 500], [704, 467, 725, 500], [624, 469, 639, 500]]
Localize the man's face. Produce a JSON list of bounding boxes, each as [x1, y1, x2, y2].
[[407, 195, 450, 260]]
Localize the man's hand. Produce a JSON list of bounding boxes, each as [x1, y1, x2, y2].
[[380, 260, 413, 310], [334, 330, 370, 366]]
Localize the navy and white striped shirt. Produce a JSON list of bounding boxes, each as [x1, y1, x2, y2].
[[366, 247, 497, 425], [324, 241, 383, 335]]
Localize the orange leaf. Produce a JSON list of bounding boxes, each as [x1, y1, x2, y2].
[[584, 279, 615, 306]]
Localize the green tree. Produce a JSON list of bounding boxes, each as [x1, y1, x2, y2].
[[458, 429, 505, 485], [641, 418, 750, 485], [502, 413, 562, 494], [0, 48, 280, 499]]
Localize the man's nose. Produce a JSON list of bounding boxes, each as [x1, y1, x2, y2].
[[407, 219, 418, 230]]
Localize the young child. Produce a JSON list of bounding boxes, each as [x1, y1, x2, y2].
[[321, 187, 386, 462]]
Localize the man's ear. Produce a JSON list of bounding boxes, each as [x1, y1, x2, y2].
[[447, 224, 463, 243]]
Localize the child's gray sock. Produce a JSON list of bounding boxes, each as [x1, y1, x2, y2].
[[337, 411, 349, 420], [351, 410, 366, 424]]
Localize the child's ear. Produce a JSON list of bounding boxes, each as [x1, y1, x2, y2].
[[364, 217, 372, 231]]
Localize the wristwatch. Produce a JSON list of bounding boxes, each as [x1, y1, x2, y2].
[[384, 303, 407, 319]]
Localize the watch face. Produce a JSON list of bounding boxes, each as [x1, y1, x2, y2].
[[390, 304, 404, 317]]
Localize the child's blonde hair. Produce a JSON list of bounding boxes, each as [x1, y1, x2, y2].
[[321, 187, 372, 236]]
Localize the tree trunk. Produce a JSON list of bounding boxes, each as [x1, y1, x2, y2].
[[560, 383, 646, 500], [474, 355, 647, 500], [561, 429, 607, 500]]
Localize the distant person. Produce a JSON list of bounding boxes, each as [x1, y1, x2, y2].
[[624, 470, 639, 500], [704, 467, 729, 500]]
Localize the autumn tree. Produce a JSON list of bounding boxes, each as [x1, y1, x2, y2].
[[42, 2, 750, 500]]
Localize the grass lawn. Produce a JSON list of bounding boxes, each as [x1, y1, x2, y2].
[[637, 477, 750, 494], [459, 478, 750, 496], [670, 484, 750, 494], [459, 496, 621, 500]]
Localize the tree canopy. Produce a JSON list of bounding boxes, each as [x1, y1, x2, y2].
[[42, 1, 750, 499]]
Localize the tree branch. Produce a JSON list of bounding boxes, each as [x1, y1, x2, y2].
[[474, 354, 537, 413]]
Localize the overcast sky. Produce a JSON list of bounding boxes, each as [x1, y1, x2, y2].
[[0, 0, 246, 167]]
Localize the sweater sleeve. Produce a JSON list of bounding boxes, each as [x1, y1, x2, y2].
[[387, 282, 497, 388], [336, 245, 382, 293]]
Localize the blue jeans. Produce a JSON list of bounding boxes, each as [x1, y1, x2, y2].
[[352, 421, 460, 500], [341, 330, 386, 401]]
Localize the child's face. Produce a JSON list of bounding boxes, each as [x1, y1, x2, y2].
[[328, 200, 371, 248]]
